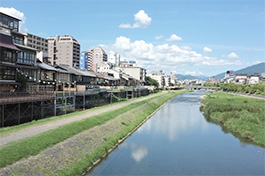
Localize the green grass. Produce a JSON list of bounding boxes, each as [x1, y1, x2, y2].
[[0, 91, 186, 169], [201, 91, 265, 147], [0, 92, 164, 137]]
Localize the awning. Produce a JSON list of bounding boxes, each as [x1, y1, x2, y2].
[[0, 33, 20, 51]]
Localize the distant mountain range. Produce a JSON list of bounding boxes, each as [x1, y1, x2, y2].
[[214, 62, 265, 79], [174, 62, 265, 80], [174, 74, 209, 80]]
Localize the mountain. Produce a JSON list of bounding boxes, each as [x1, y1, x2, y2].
[[215, 62, 265, 80], [174, 74, 209, 80]]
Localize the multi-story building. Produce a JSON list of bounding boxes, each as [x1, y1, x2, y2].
[[80, 52, 88, 70], [83, 47, 107, 72], [0, 26, 20, 91], [0, 12, 19, 32], [47, 35, 80, 68], [120, 66, 146, 83], [23, 33, 48, 52], [0, 12, 38, 91], [108, 53, 120, 67]]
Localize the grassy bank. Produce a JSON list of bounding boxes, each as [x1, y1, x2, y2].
[[0, 90, 187, 170], [201, 92, 265, 147]]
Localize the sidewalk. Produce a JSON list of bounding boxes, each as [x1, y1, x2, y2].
[[0, 93, 162, 147]]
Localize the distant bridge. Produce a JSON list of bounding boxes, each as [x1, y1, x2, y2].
[[166, 86, 220, 91], [184, 86, 220, 91]]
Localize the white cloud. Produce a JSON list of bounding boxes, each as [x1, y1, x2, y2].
[[203, 47, 212, 53], [0, 7, 27, 32], [227, 52, 239, 59], [119, 10, 152, 29], [100, 36, 242, 73], [155, 35, 163, 40], [180, 46, 192, 51], [165, 34, 182, 41]]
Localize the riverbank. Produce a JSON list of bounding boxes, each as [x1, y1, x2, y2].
[[0, 90, 188, 176], [200, 92, 265, 147]]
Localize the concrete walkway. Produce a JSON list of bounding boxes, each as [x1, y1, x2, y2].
[[0, 93, 163, 147]]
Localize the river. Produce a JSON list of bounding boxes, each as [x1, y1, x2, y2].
[[88, 91, 264, 175]]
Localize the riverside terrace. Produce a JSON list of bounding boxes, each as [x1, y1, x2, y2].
[[0, 84, 152, 127]]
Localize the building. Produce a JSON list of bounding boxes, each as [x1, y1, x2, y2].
[[0, 12, 19, 32], [170, 72, 178, 85], [108, 53, 120, 67], [249, 73, 260, 84], [222, 70, 235, 83], [120, 66, 146, 84], [97, 62, 111, 73], [0, 26, 20, 91], [23, 33, 48, 52], [80, 52, 88, 70], [47, 35, 80, 68], [235, 74, 248, 84], [147, 71, 166, 88], [83, 47, 107, 72], [0, 12, 38, 91]]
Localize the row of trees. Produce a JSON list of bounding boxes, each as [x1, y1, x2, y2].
[[205, 82, 265, 95]]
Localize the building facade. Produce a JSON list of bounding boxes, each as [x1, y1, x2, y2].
[[120, 66, 146, 83], [80, 52, 88, 70], [83, 47, 107, 72], [23, 33, 48, 52], [0, 12, 39, 91], [47, 35, 80, 68]]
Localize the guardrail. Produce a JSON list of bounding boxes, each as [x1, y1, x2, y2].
[[0, 92, 55, 105]]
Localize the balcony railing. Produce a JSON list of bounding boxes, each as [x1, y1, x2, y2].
[[0, 92, 55, 105]]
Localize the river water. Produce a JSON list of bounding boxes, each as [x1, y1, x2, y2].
[[88, 91, 264, 175]]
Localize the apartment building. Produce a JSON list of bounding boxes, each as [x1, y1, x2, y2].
[[83, 47, 107, 72], [47, 35, 80, 68], [23, 33, 48, 52], [120, 66, 146, 83]]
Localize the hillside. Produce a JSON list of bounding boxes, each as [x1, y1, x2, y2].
[[174, 74, 207, 80], [215, 62, 265, 79]]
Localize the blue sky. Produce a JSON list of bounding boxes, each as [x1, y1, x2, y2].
[[1, 0, 264, 76]]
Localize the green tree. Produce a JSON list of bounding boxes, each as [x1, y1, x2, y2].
[[146, 76, 159, 87], [17, 73, 28, 91]]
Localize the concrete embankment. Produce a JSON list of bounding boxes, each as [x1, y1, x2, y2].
[[0, 91, 186, 176]]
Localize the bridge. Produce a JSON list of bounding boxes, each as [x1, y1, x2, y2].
[[166, 86, 220, 91], [184, 86, 220, 91]]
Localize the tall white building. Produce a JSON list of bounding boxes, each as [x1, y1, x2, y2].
[[83, 47, 107, 72], [108, 53, 120, 67], [47, 35, 80, 68]]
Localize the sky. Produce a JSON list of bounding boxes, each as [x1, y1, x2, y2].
[[1, 0, 264, 77]]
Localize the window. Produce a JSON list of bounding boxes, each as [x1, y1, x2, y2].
[[0, 49, 16, 63], [0, 66, 15, 80], [12, 35, 24, 45], [17, 51, 35, 65]]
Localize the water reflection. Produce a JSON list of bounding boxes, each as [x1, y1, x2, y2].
[[137, 92, 210, 141], [130, 143, 148, 163]]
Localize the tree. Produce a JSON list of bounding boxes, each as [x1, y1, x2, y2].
[[146, 76, 159, 87], [17, 73, 28, 91]]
